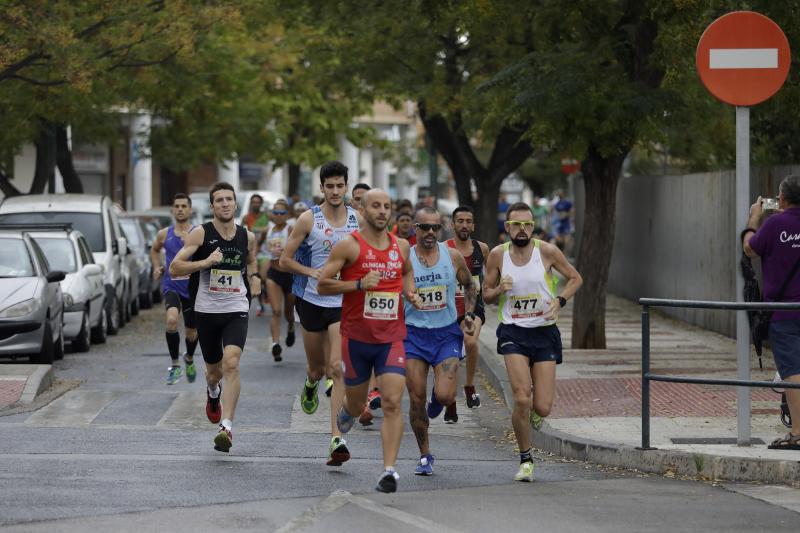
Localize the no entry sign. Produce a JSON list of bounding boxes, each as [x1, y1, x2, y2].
[[696, 11, 790, 106]]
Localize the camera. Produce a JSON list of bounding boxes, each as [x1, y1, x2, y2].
[[761, 197, 780, 212]]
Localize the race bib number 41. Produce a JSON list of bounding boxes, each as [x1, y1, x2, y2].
[[364, 291, 400, 320], [210, 268, 242, 293], [510, 293, 545, 319], [417, 284, 447, 311]]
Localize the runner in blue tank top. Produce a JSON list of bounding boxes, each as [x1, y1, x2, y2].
[[403, 207, 477, 476], [150, 194, 199, 385]]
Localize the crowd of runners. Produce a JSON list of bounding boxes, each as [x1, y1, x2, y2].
[[149, 160, 583, 493]]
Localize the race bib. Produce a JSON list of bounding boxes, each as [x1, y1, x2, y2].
[[209, 268, 242, 293], [510, 293, 545, 319], [172, 274, 189, 281], [456, 275, 481, 297], [363, 291, 400, 320], [417, 284, 447, 311]]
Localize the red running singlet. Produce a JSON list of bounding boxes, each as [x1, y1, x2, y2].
[[340, 231, 406, 344]]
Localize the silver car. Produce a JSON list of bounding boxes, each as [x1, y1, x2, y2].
[[0, 228, 66, 364], [119, 215, 153, 311], [31, 228, 107, 351]]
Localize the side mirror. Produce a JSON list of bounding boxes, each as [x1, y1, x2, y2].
[[83, 264, 102, 276], [117, 237, 128, 257], [111, 239, 118, 255], [46, 270, 66, 283]]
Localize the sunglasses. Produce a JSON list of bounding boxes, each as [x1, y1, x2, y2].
[[272, 210, 288, 215], [507, 221, 534, 229], [415, 223, 442, 232]]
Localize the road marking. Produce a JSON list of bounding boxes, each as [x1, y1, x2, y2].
[[275, 490, 461, 533], [156, 392, 211, 430], [709, 48, 778, 69], [25, 390, 118, 427]]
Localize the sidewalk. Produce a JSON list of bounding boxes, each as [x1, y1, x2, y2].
[[0, 364, 52, 407], [476, 294, 800, 484]]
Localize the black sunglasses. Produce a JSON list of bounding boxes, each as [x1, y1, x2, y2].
[[415, 223, 442, 232]]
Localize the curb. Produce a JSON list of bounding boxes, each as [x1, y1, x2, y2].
[[476, 336, 800, 485], [18, 365, 53, 404]]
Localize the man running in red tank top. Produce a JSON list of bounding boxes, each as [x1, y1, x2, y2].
[[318, 188, 422, 493]]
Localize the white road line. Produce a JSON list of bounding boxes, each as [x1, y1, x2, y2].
[[709, 48, 778, 69], [24, 390, 118, 427]]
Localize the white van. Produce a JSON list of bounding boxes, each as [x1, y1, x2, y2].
[[0, 194, 129, 335]]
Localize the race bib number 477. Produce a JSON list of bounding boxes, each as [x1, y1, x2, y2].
[[510, 293, 545, 319], [363, 291, 400, 320], [210, 268, 241, 293]]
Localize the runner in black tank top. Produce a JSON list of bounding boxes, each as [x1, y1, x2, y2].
[[170, 183, 261, 454], [446, 206, 492, 421]]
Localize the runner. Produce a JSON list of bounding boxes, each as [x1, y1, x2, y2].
[[150, 193, 198, 385], [170, 182, 261, 453], [391, 211, 416, 245], [404, 207, 476, 476], [279, 161, 359, 467], [444, 205, 490, 422], [350, 183, 371, 209], [259, 198, 295, 361], [317, 188, 421, 493], [483, 202, 582, 482]]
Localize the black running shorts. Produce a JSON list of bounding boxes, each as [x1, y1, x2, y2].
[[496, 323, 563, 366], [164, 291, 197, 329], [295, 298, 341, 333], [195, 311, 249, 365], [267, 267, 293, 294]]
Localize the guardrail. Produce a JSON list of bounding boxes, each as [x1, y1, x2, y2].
[[638, 298, 800, 450]]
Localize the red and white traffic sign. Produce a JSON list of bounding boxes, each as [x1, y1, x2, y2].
[[696, 11, 790, 106]]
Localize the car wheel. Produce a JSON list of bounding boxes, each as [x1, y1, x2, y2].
[[91, 306, 108, 344], [73, 311, 91, 352], [30, 322, 55, 364], [140, 288, 153, 309], [107, 294, 120, 335], [54, 323, 65, 361]]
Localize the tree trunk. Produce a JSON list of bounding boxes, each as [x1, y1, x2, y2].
[[571, 145, 628, 349], [55, 124, 83, 193], [288, 163, 301, 197], [32, 120, 57, 194], [474, 181, 501, 246], [0, 171, 21, 197]]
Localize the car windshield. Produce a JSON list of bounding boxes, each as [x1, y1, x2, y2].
[[33, 237, 77, 273], [0, 212, 105, 252], [0, 238, 34, 277], [120, 219, 142, 247]]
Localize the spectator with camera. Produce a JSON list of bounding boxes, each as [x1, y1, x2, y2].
[[743, 174, 800, 450]]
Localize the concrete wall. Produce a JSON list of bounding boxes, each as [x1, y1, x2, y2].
[[574, 165, 800, 337]]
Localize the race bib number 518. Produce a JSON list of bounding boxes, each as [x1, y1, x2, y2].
[[363, 291, 399, 320]]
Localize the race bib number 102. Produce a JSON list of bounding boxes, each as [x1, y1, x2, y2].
[[363, 291, 400, 320]]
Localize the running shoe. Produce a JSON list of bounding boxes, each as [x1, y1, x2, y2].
[[166, 365, 182, 385], [206, 384, 222, 424], [326, 436, 351, 466], [300, 378, 319, 414], [213, 425, 232, 453], [376, 468, 399, 493], [514, 461, 534, 482], [464, 385, 481, 408], [359, 405, 374, 426], [444, 402, 458, 424], [272, 342, 283, 362], [367, 388, 382, 410], [336, 406, 356, 434], [324, 377, 334, 397], [286, 328, 295, 347], [530, 410, 544, 431], [414, 454, 435, 476], [426, 388, 444, 419], [184, 356, 196, 383]]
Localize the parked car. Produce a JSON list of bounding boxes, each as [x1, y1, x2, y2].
[[27, 225, 107, 350], [0, 194, 129, 335], [119, 214, 156, 310], [0, 227, 66, 364]]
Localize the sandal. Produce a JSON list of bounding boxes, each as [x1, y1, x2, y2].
[[767, 433, 800, 450]]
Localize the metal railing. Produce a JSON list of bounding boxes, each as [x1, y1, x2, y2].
[[638, 298, 800, 450]]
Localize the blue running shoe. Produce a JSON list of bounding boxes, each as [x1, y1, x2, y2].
[[166, 365, 181, 385], [414, 454, 435, 476], [426, 387, 444, 419], [337, 406, 356, 434]]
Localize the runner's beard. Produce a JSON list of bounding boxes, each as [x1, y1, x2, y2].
[[457, 228, 471, 241], [511, 234, 530, 248]]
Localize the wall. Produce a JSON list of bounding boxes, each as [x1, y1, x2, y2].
[[574, 165, 799, 337]]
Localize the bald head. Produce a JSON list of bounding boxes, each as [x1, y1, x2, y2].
[[360, 188, 392, 232], [362, 188, 391, 206]]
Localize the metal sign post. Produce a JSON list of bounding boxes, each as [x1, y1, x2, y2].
[[735, 106, 751, 445]]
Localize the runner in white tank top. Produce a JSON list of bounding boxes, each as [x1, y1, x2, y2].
[[484, 202, 582, 482]]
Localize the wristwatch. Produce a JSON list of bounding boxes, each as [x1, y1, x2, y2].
[[249, 273, 261, 281], [557, 296, 567, 308], [466, 311, 476, 320]]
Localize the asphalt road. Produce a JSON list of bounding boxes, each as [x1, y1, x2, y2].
[[0, 304, 797, 532]]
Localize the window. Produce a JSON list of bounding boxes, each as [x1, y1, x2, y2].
[[0, 238, 34, 277], [34, 237, 78, 273], [0, 212, 105, 252], [119, 219, 142, 247], [77, 237, 94, 266], [28, 238, 52, 275]]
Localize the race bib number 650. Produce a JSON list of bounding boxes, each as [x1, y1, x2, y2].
[[210, 268, 241, 293], [363, 291, 399, 320]]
